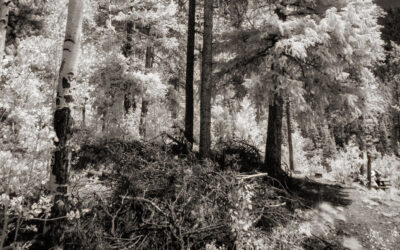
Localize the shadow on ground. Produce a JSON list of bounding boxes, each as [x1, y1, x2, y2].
[[255, 176, 353, 250], [289, 177, 352, 209]]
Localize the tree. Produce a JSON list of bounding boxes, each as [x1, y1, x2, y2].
[[200, 0, 213, 158], [49, 0, 83, 245], [123, 20, 135, 114], [0, 0, 10, 57], [139, 34, 154, 138], [265, 92, 286, 178], [185, 0, 195, 146], [213, 0, 384, 179], [286, 99, 294, 171]]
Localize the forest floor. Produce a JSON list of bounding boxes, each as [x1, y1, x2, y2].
[[295, 177, 400, 250]]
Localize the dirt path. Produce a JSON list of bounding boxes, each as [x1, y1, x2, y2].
[[292, 177, 400, 249], [333, 184, 400, 249]]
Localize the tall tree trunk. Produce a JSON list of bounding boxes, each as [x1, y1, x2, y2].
[[185, 0, 195, 146], [0, 0, 10, 57], [123, 20, 134, 114], [199, 0, 213, 158], [264, 94, 286, 179], [286, 100, 294, 171], [49, 0, 83, 246], [139, 45, 153, 138]]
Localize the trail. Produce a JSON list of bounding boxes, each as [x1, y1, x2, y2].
[[303, 179, 400, 250], [334, 184, 400, 249]]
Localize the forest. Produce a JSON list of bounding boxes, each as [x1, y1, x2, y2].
[[1, 0, 400, 249]]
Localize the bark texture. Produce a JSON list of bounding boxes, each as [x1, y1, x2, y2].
[[49, 0, 83, 246], [199, 0, 213, 158], [185, 0, 195, 146], [264, 94, 286, 179], [0, 0, 10, 57], [286, 100, 294, 171], [123, 20, 134, 114]]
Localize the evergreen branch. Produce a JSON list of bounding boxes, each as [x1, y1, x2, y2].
[[215, 34, 279, 79]]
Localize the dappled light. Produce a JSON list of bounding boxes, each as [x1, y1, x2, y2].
[[1, 0, 400, 249]]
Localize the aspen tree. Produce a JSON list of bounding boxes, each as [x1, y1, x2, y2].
[[49, 0, 83, 245]]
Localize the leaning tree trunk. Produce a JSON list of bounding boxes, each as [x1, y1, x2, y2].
[[185, 0, 196, 146], [286, 99, 294, 171], [139, 45, 153, 138], [264, 94, 286, 179], [0, 0, 10, 57], [49, 0, 83, 246], [199, 0, 213, 158]]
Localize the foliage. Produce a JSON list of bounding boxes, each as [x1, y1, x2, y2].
[[2, 0, 400, 249]]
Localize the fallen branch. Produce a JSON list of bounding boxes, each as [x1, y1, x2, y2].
[[237, 173, 268, 180]]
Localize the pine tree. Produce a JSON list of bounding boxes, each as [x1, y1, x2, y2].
[[185, 0, 195, 146], [200, 0, 213, 158]]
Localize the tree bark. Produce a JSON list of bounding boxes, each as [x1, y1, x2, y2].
[[185, 0, 195, 146], [123, 20, 134, 114], [0, 0, 10, 57], [367, 153, 372, 189], [199, 0, 213, 158], [264, 94, 286, 179], [286, 100, 294, 171], [139, 45, 153, 138], [49, 0, 83, 246]]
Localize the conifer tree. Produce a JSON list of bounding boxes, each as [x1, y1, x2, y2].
[[185, 0, 195, 146], [286, 99, 294, 171], [200, 0, 213, 158]]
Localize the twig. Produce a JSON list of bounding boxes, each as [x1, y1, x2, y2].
[[265, 202, 286, 208], [133, 197, 169, 217], [28, 216, 67, 222], [237, 173, 268, 180]]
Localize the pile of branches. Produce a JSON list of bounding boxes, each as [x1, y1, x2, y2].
[[214, 139, 263, 172], [67, 139, 294, 249], [68, 139, 237, 249]]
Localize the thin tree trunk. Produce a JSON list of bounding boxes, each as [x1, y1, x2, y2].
[[139, 45, 153, 138], [81, 105, 86, 128], [286, 100, 294, 171], [185, 0, 195, 146], [199, 0, 213, 158], [264, 94, 286, 179], [0, 0, 10, 57], [392, 80, 400, 156], [367, 153, 371, 189], [123, 20, 134, 114], [49, 0, 83, 246]]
